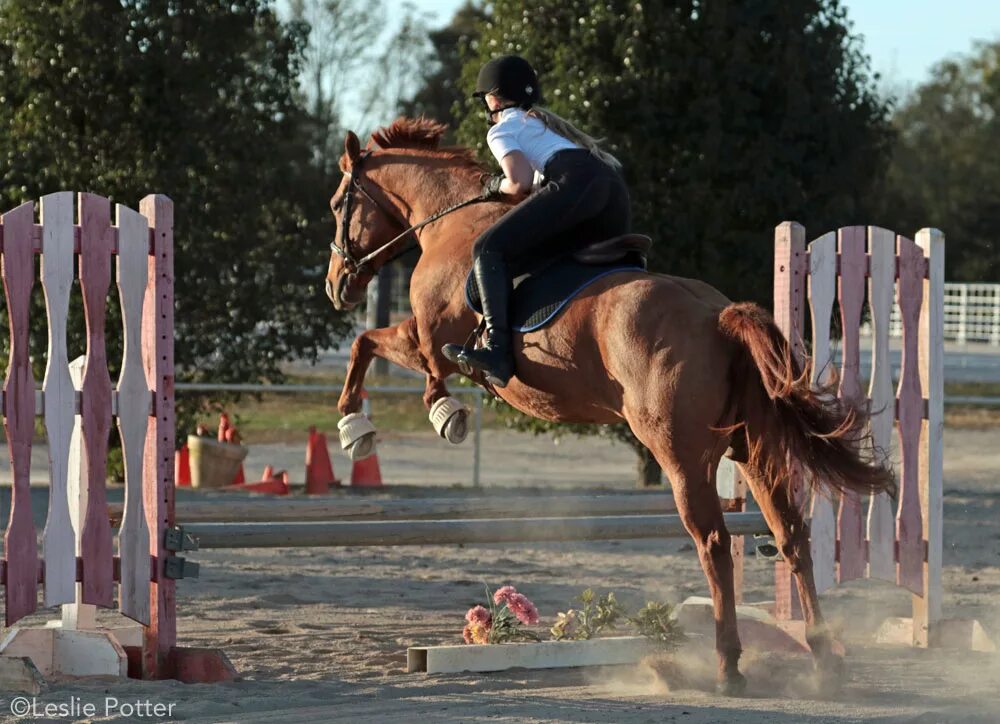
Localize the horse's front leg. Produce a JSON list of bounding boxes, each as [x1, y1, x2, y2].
[[336, 318, 469, 458], [337, 318, 425, 415]]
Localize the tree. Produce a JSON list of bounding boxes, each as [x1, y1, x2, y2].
[[449, 0, 893, 484], [0, 0, 353, 435], [289, 0, 387, 186], [879, 42, 1000, 281], [401, 2, 487, 139], [455, 0, 893, 304]]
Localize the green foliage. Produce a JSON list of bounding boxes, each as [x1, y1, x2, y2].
[[401, 2, 487, 139], [879, 41, 1000, 281], [628, 601, 685, 649], [445, 0, 893, 451], [455, 0, 893, 304], [551, 588, 625, 641], [0, 0, 353, 439]]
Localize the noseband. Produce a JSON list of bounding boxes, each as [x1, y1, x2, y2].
[[330, 150, 490, 275]]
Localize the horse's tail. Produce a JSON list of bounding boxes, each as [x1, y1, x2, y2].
[[718, 302, 895, 499]]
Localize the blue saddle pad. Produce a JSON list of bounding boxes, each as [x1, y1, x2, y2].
[[465, 257, 644, 333]]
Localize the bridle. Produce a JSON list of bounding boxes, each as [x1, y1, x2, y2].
[[330, 149, 489, 275]]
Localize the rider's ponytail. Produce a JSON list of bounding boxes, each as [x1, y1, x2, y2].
[[526, 106, 622, 170]]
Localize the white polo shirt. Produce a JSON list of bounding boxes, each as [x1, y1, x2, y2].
[[486, 108, 580, 173]]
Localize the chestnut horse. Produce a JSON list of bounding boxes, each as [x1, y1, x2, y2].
[[325, 118, 892, 694]]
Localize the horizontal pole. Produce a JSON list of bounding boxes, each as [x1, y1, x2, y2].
[[185, 512, 770, 549], [108, 493, 678, 525], [943, 395, 1000, 407], [175, 382, 485, 396]]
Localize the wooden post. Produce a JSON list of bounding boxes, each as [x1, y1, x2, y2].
[[373, 263, 394, 376], [40, 192, 77, 610], [2, 201, 40, 626], [717, 459, 746, 604], [140, 195, 176, 678], [62, 357, 96, 631], [772, 221, 806, 620], [915, 228, 944, 646]]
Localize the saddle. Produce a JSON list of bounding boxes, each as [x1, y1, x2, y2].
[[465, 233, 651, 333], [573, 234, 652, 266]]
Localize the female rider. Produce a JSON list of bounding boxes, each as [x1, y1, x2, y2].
[[441, 54, 632, 387]]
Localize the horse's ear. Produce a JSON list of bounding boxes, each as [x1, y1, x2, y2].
[[344, 131, 362, 168]]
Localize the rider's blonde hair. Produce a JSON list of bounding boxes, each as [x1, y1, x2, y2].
[[525, 106, 621, 170]]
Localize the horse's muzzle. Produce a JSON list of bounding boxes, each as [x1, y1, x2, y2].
[[328, 273, 364, 311]]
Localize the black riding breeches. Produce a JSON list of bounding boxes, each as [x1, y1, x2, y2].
[[472, 149, 632, 274]]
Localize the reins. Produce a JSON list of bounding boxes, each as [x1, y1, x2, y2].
[[330, 150, 489, 274]]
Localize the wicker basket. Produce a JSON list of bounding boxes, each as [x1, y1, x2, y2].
[[187, 434, 248, 489]]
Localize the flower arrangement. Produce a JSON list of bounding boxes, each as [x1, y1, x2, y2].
[[627, 601, 686, 648], [463, 584, 541, 644], [551, 589, 624, 641], [461, 585, 683, 651]]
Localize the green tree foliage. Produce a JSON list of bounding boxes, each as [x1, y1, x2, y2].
[[401, 2, 487, 139], [880, 42, 1000, 281], [444, 0, 894, 481], [0, 0, 352, 435], [455, 0, 893, 303]]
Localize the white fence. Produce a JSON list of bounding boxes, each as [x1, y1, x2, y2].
[[890, 283, 999, 345]]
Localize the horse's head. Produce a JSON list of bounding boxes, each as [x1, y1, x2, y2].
[[325, 117, 482, 311], [325, 131, 400, 311]]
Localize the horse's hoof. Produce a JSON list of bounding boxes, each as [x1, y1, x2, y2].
[[347, 432, 376, 461], [338, 412, 377, 460], [716, 672, 748, 697], [429, 397, 469, 444], [815, 655, 846, 697]]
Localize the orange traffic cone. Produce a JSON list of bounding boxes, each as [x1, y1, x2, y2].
[[225, 427, 245, 485], [305, 426, 339, 494], [349, 390, 381, 487], [217, 412, 232, 441], [350, 451, 382, 487], [226, 467, 290, 495], [175, 444, 191, 487]]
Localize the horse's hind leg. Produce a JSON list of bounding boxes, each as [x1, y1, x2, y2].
[[630, 420, 745, 694], [738, 462, 843, 691], [672, 456, 746, 694]]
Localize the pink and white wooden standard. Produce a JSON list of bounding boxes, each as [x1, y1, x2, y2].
[[0, 192, 234, 683], [773, 222, 946, 646]]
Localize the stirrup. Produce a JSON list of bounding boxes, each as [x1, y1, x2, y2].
[[441, 343, 473, 375], [460, 347, 513, 387]]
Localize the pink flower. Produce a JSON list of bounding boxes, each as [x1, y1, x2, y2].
[[465, 605, 491, 625], [463, 620, 490, 644], [507, 592, 540, 625], [493, 585, 518, 606]]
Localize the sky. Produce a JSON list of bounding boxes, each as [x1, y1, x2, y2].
[[401, 0, 1000, 91]]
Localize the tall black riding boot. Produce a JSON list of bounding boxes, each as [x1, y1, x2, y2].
[[441, 255, 514, 387]]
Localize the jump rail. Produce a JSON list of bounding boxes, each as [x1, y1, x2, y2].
[[107, 493, 679, 524], [185, 512, 770, 548]]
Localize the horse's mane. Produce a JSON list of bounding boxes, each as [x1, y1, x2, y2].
[[367, 117, 481, 169]]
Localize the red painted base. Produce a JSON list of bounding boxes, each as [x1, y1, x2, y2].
[[124, 645, 238, 683]]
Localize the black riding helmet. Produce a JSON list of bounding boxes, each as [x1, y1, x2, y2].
[[473, 54, 541, 107]]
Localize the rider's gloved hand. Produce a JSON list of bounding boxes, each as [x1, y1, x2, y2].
[[481, 173, 505, 200]]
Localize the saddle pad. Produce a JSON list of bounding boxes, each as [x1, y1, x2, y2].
[[465, 258, 644, 333]]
